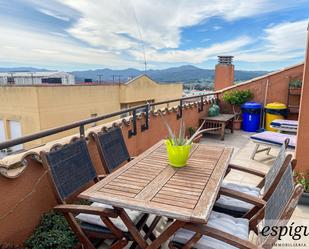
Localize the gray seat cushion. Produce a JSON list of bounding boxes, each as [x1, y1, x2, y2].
[[172, 211, 249, 249], [215, 181, 261, 213], [76, 202, 143, 232]]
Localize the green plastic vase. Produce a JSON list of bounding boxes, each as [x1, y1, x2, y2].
[[165, 140, 192, 167]]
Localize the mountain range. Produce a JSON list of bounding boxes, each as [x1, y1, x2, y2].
[[72, 65, 269, 83], [0, 65, 268, 84]]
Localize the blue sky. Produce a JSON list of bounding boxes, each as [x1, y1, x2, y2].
[[0, 0, 308, 71]]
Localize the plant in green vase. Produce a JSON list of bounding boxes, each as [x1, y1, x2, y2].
[[160, 113, 208, 167], [222, 89, 253, 129]]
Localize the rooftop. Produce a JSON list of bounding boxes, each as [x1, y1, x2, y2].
[[0, 27, 308, 248]]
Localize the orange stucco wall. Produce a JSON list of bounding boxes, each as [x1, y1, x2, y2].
[[0, 102, 210, 245], [214, 64, 234, 91], [217, 63, 304, 117], [296, 26, 309, 173]]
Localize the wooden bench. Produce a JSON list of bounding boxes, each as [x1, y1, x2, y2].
[[200, 114, 235, 140]]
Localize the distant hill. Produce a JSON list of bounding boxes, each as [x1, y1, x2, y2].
[[71, 65, 268, 83], [0, 67, 50, 72], [0, 65, 268, 84]]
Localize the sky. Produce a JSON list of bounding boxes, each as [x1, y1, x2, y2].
[[0, 0, 308, 71]]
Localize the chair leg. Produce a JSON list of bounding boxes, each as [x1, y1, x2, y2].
[[110, 238, 128, 249], [182, 232, 203, 249], [144, 216, 161, 241], [251, 144, 259, 160], [147, 220, 186, 249], [117, 208, 148, 249], [266, 147, 271, 155]]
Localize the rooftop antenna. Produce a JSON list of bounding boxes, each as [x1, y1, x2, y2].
[[128, 0, 147, 74], [97, 74, 103, 83]]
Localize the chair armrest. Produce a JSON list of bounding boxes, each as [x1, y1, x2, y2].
[[54, 204, 119, 218], [98, 174, 107, 180], [228, 163, 266, 178], [184, 224, 259, 249], [219, 187, 266, 208]]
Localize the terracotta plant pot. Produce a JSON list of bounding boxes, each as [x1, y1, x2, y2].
[[290, 88, 301, 95], [233, 119, 242, 130]]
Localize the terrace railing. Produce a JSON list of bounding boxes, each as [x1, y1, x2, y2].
[[0, 92, 219, 152]]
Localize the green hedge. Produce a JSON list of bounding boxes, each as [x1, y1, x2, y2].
[[25, 212, 78, 249]]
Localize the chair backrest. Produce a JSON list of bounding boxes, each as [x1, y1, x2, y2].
[[41, 139, 97, 202], [264, 139, 289, 194], [94, 127, 130, 174], [259, 165, 303, 247], [265, 164, 294, 227]]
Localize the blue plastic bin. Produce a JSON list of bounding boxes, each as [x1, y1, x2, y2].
[[241, 102, 262, 132]]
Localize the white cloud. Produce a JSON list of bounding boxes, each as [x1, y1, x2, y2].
[[237, 19, 308, 62], [37, 8, 70, 21], [52, 0, 300, 50], [0, 1, 307, 69], [130, 36, 252, 63], [0, 25, 141, 69], [213, 26, 222, 31]]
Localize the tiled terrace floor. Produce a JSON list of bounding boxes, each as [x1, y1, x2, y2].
[[101, 130, 309, 248]]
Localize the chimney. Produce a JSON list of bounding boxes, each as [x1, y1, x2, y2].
[[214, 56, 234, 91]]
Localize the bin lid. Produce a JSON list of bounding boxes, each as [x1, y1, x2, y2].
[[265, 102, 287, 110], [242, 102, 262, 109]]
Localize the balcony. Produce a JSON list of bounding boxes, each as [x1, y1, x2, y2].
[[0, 29, 309, 247]]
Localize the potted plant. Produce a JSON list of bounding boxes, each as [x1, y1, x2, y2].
[[295, 172, 309, 205], [222, 89, 254, 130], [187, 127, 202, 143], [289, 79, 302, 95], [160, 113, 206, 168]]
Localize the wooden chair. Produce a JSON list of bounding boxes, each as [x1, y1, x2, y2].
[[214, 139, 294, 218], [169, 164, 303, 249], [93, 127, 132, 174], [93, 127, 160, 244], [40, 138, 150, 249]]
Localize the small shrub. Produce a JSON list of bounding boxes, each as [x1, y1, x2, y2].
[[222, 90, 253, 106], [222, 90, 253, 119], [25, 212, 78, 249], [295, 172, 309, 193], [289, 79, 302, 88]]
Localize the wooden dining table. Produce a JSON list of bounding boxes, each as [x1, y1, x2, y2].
[[80, 140, 233, 248]]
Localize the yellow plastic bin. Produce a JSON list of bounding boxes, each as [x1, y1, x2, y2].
[[265, 102, 287, 131]]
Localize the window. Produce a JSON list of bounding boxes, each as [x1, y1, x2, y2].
[[42, 78, 62, 84], [0, 120, 5, 143], [8, 120, 23, 151], [7, 77, 15, 84]]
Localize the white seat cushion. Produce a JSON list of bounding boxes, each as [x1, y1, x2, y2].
[[173, 211, 249, 249], [76, 202, 143, 232], [215, 182, 261, 213]]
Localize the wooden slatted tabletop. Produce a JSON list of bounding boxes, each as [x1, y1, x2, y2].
[[80, 140, 233, 223]]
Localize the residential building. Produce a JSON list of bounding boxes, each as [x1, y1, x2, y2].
[[0, 71, 75, 85], [0, 74, 182, 150]]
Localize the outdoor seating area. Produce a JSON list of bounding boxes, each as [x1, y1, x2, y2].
[[33, 126, 306, 248], [1, 50, 309, 247]]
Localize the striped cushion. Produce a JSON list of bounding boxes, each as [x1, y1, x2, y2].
[[76, 202, 143, 232], [214, 182, 261, 213], [250, 131, 296, 148], [270, 119, 298, 128], [172, 211, 249, 249]]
